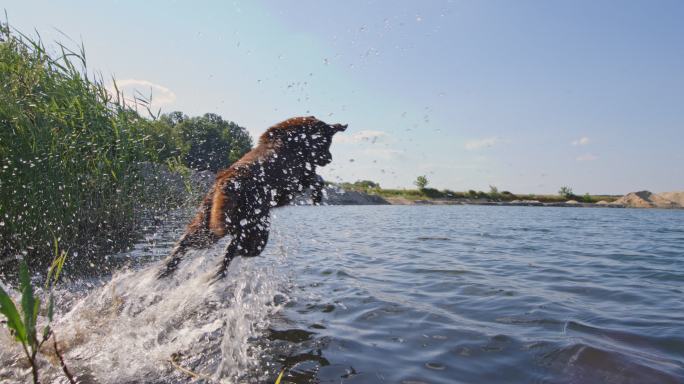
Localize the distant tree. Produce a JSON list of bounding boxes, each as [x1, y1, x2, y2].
[[146, 116, 185, 162], [489, 185, 500, 199], [353, 180, 380, 190], [414, 175, 429, 190], [164, 112, 253, 172], [164, 110, 186, 126], [583, 193, 592, 203], [559, 186, 574, 198]]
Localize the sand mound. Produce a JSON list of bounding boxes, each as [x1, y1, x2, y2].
[[614, 190, 681, 208], [657, 191, 684, 206]]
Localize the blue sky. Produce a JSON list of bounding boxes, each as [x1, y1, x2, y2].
[[4, 0, 683, 194]]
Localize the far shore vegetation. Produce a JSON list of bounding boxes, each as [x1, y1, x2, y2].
[[335, 179, 620, 204]]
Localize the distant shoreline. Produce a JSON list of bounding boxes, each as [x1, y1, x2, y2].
[[321, 186, 684, 209], [381, 197, 626, 208]]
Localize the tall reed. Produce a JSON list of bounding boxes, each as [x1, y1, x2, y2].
[[0, 23, 163, 273]]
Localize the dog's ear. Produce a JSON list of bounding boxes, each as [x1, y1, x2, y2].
[[330, 123, 347, 133]]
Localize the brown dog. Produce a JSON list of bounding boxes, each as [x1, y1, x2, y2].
[[159, 116, 347, 278]]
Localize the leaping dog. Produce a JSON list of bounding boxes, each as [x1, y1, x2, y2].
[[159, 116, 347, 279]]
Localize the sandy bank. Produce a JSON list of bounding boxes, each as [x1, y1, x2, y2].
[[613, 191, 683, 209]]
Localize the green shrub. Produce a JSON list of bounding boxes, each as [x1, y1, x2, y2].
[[420, 188, 444, 198], [339, 180, 381, 193], [500, 191, 516, 201], [442, 189, 466, 199], [558, 186, 574, 198], [374, 188, 424, 200]]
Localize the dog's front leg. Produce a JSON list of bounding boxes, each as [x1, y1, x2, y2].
[[214, 217, 271, 279], [310, 174, 325, 205]]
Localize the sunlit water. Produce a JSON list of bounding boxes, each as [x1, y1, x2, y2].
[[1, 205, 683, 383]]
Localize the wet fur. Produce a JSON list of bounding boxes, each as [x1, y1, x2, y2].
[[159, 116, 346, 278]]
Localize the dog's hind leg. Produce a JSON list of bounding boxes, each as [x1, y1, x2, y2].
[[215, 231, 241, 279], [159, 208, 217, 278], [158, 232, 216, 278], [158, 245, 188, 278]]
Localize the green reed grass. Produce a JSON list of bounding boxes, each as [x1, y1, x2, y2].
[[0, 23, 167, 273], [0, 242, 76, 383]]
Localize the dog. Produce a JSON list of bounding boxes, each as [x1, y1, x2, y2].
[[159, 116, 347, 278]]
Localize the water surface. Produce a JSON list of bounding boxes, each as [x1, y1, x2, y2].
[[270, 206, 684, 383], [1, 205, 682, 383]]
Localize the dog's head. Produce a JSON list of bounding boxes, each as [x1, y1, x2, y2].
[[260, 116, 347, 166]]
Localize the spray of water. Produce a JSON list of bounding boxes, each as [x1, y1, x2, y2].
[[1, 225, 291, 384]]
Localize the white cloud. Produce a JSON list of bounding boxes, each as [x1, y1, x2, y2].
[[571, 136, 590, 146], [334, 130, 388, 144], [464, 137, 498, 150], [108, 79, 176, 111], [576, 153, 598, 161]]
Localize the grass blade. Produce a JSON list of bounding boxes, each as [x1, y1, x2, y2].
[[42, 292, 54, 340], [275, 369, 285, 384], [19, 262, 36, 345], [0, 286, 27, 342]]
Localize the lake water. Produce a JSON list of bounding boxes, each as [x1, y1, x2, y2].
[[1, 205, 683, 383]]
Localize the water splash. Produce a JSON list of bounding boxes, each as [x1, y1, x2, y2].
[[1, 227, 291, 383]]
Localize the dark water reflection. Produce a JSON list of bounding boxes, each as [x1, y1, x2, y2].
[[266, 206, 684, 383]]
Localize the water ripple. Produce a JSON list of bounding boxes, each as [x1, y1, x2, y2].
[[271, 206, 684, 383]]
